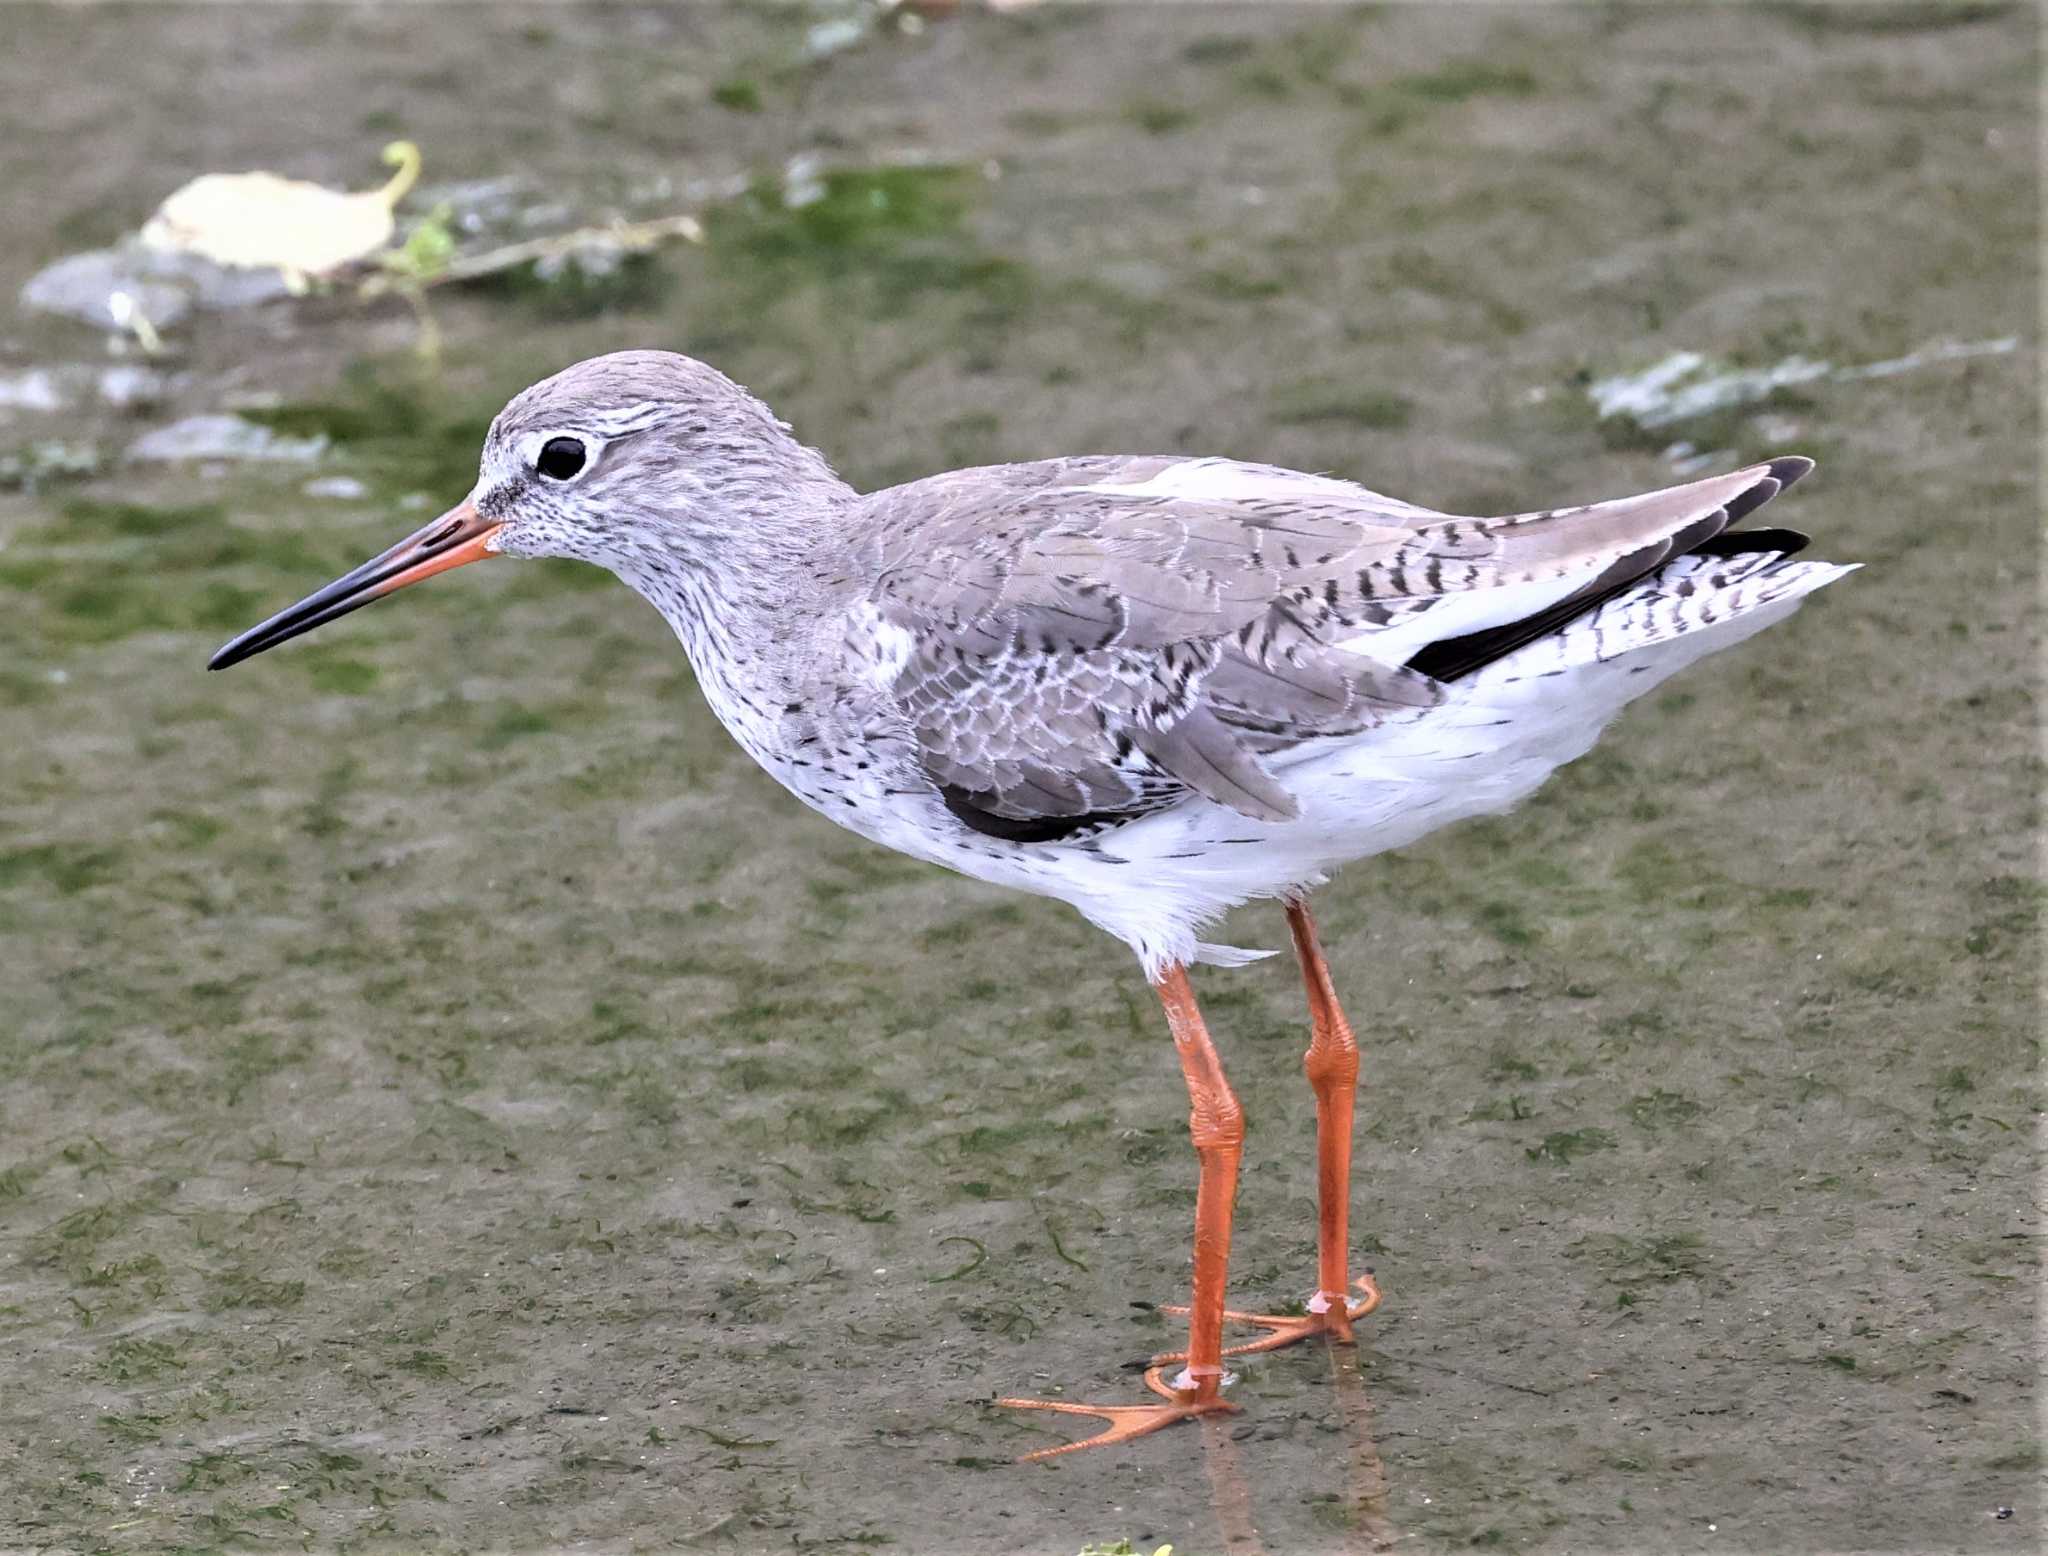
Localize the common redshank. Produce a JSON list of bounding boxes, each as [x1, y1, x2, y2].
[[209, 351, 1852, 1459]]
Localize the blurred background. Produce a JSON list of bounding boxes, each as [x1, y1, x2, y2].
[[0, 4, 2036, 1552]]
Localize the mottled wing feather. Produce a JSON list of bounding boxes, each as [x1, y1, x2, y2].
[[893, 635, 1234, 824], [861, 454, 1796, 828]]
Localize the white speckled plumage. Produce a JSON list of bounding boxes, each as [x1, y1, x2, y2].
[[462, 350, 1852, 976]]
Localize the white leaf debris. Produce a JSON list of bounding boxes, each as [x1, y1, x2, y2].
[[1586, 336, 2021, 431], [140, 141, 422, 280]]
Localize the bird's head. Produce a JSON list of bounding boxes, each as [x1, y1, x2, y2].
[[208, 350, 841, 671]]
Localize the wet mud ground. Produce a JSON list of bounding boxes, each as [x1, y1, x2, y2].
[[0, 5, 2038, 1552]]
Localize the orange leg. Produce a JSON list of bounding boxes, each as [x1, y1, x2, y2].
[[1159, 898, 1379, 1361], [999, 964, 1246, 1460]]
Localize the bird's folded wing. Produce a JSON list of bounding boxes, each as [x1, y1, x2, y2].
[[859, 455, 1791, 830]]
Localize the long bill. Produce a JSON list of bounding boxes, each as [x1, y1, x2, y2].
[[207, 500, 501, 670]]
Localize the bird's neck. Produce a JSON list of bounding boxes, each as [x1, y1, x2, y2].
[[610, 468, 861, 733]]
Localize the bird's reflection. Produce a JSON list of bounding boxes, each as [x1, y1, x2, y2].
[[1196, 1416, 1263, 1555], [1324, 1341, 1397, 1551], [1188, 1338, 1399, 1554]]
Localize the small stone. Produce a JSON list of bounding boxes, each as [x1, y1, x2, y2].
[[805, 15, 868, 59], [783, 154, 826, 211], [127, 414, 327, 464], [21, 248, 195, 333], [302, 475, 369, 500], [0, 368, 65, 413], [97, 365, 169, 409]]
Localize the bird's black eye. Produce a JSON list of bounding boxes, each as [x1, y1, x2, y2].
[[537, 436, 587, 480]]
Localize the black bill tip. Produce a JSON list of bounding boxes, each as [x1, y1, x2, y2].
[[205, 500, 497, 671]]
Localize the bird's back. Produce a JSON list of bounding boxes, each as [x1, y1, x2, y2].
[[850, 454, 1831, 819]]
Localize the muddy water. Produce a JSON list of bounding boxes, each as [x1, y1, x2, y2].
[[0, 5, 2037, 1552]]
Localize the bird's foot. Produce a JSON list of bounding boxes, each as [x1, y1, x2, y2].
[[1155, 1272, 1381, 1361], [997, 1364, 1238, 1461]]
